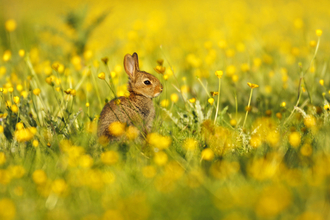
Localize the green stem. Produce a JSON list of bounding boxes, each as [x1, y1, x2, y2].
[[104, 79, 117, 99], [91, 68, 103, 109], [197, 78, 212, 99], [105, 65, 118, 99], [284, 78, 303, 125], [235, 88, 238, 120], [242, 88, 253, 129], [214, 78, 221, 124], [304, 36, 321, 76]]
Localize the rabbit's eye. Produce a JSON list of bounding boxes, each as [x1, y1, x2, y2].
[[144, 80, 151, 85]]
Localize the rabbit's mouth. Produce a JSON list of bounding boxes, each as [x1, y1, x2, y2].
[[153, 84, 163, 98], [153, 92, 162, 97]]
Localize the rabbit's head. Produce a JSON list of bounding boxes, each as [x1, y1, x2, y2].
[[124, 53, 163, 99]]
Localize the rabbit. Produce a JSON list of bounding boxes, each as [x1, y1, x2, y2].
[[97, 52, 163, 140]]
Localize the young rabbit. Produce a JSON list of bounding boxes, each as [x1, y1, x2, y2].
[[97, 52, 163, 140]]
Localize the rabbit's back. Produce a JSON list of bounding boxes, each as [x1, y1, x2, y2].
[[97, 95, 155, 139]]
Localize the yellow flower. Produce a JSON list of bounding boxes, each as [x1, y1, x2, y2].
[[208, 98, 214, 105], [101, 151, 119, 165], [126, 126, 139, 140], [79, 155, 94, 168], [316, 29, 323, 37], [154, 65, 166, 74], [215, 70, 223, 79], [160, 99, 170, 107], [70, 89, 76, 96], [110, 71, 116, 78], [226, 65, 236, 76], [210, 92, 219, 97], [6, 101, 12, 108], [14, 128, 35, 142], [250, 135, 262, 148], [0, 198, 16, 220], [184, 138, 198, 151], [310, 40, 317, 47], [324, 104, 330, 111], [300, 144, 312, 156], [101, 57, 109, 65], [218, 40, 227, 49], [276, 112, 282, 119], [33, 88, 41, 96], [181, 85, 189, 93], [45, 76, 55, 85], [114, 99, 121, 105], [108, 121, 125, 136], [0, 125, 4, 134], [157, 59, 164, 65], [86, 103, 90, 107], [154, 151, 168, 166], [83, 50, 93, 61], [16, 122, 24, 130], [51, 179, 68, 195], [98, 72, 105, 80], [147, 133, 172, 150], [0, 66, 6, 75], [64, 88, 72, 95], [18, 50, 25, 57], [304, 115, 316, 128], [5, 19, 17, 32], [319, 79, 324, 86], [13, 96, 20, 104], [163, 74, 169, 80], [3, 50, 11, 62], [231, 74, 239, 83], [289, 132, 301, 148], [16, 84, 23, 91], [247, 82, 259, 89], [11, 105, 18, 113], [0, 152, 6, 165], [255, 185, 291, 218], [281, 102, 286, 107], [241, 63, 250, 72], [189, 98, 196, 103], [230, 119, 237, 126], [32, 170, 47, 185], [170, 93, 179, 103], [201, 148, 214, 161], [32, 140, 39, 147]]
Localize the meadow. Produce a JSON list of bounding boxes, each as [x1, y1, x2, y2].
[[1, 0, 330, 219]]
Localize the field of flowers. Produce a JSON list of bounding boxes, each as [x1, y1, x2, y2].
[[1, 0, 330, 219]]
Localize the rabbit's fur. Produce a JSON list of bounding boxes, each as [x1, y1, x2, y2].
[[97, 52, 163, 140]]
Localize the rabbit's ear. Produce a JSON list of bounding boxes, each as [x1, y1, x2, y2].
[[124, 54, 136, 79], [132, 52, 140, 71]]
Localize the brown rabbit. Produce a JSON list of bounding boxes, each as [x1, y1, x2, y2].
[[97, 52, 163, 140]]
